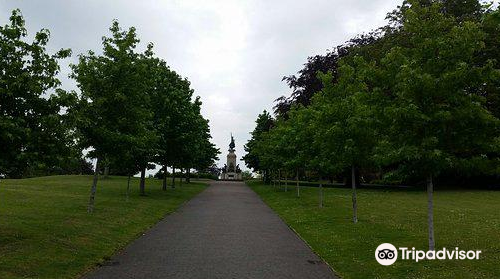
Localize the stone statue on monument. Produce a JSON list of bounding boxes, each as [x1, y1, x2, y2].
[[229, 134, 235, 150]]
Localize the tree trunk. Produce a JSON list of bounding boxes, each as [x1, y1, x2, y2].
[[139, 167, 146, 196], [351, 165, 358, 223], [180, 169, 183, 186], [345, 167, 361, 187], [172, 166, 176, 188], [296, 169, 300, 197], [285, 172, 288, 192], [273, 170, 276, 188], [87, 158, 100, 213], [126, 174, 131, 201], [187, 168, 191, 183], [427, 174, 436, 250], [103, 165, 109, 179], [278, 169, 281, 189], [162, 165, 167, 190], [319, 183, 323, 208]]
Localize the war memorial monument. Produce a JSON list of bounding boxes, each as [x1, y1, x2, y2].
[[221, 135, 242, 180]]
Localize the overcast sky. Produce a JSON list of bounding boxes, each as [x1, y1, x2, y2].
[[1, 0, 402, 172]]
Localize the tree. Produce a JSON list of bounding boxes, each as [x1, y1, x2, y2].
[[255, 107, 317, 196], [255, 121, 285, 186], [279, 107, 318, 197], [148, 57, 185, 190], [71, 21, 156, 212], [311, 61, 377, 223], [0, 9, 78, 178], [161, 77, 194, 188], [478, 8, 500, 120], [372, 1, 500, 249], [242, 110, 274, 180], [174, 97, 219, 183], [274, 31, 383, 117], [148, 59, 219, 189], [190, 116, 220, 176], [241, 170, 253, 180]]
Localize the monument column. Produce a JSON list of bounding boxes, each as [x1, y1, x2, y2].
[[221, 134, 242, 180]]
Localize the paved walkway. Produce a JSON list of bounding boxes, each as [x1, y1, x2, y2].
[[84, 181, 338, 279]]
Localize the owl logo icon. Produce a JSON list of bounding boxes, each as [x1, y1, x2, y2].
[[375, 243, 398, 265]]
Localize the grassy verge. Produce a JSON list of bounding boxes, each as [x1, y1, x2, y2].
[[0, 175, 207, 279], [247, 180, 500, 279]]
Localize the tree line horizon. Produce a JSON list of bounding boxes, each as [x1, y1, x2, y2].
[[0, 9, 220, 212], [243, 0, 500, 251]]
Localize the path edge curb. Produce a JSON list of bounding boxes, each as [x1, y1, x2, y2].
[[245, 181, 343, 279], [78, 181, 212, 278]]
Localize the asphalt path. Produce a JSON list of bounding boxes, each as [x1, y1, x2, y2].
[[83, 181, 338, 279]]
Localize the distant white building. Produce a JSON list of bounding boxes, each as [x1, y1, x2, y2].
[[221, 135, 242, 180]]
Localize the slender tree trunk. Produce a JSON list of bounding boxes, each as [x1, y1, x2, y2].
[[351, 165, 358, 223], [172, 166, 176, 188], [427, 174, 436, 250], [126, 174, 131, 201], [187, 168, 191, 183], [103, 165, 109, 179], [319, 183, 323, 208], [345, 167, 361, 188], [296, 169, 300, 197], [273, 170, 276, 188], [139, 167, 146, 196], [87, 158, 100, 213], [278, 169, 281, 189], [180, 169, 183, 187], [285, 172, 288, 192], [162, 165, 167, 190]]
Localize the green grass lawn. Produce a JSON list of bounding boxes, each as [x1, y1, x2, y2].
[[0, 175, 207, 279], [247, 180, 500, 279]]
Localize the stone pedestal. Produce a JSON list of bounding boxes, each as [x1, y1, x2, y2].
[[221, 172, 242, 180]]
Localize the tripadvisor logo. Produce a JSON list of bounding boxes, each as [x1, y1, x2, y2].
[[375, 243, 398, 265], [375, 243, 481, 266]]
